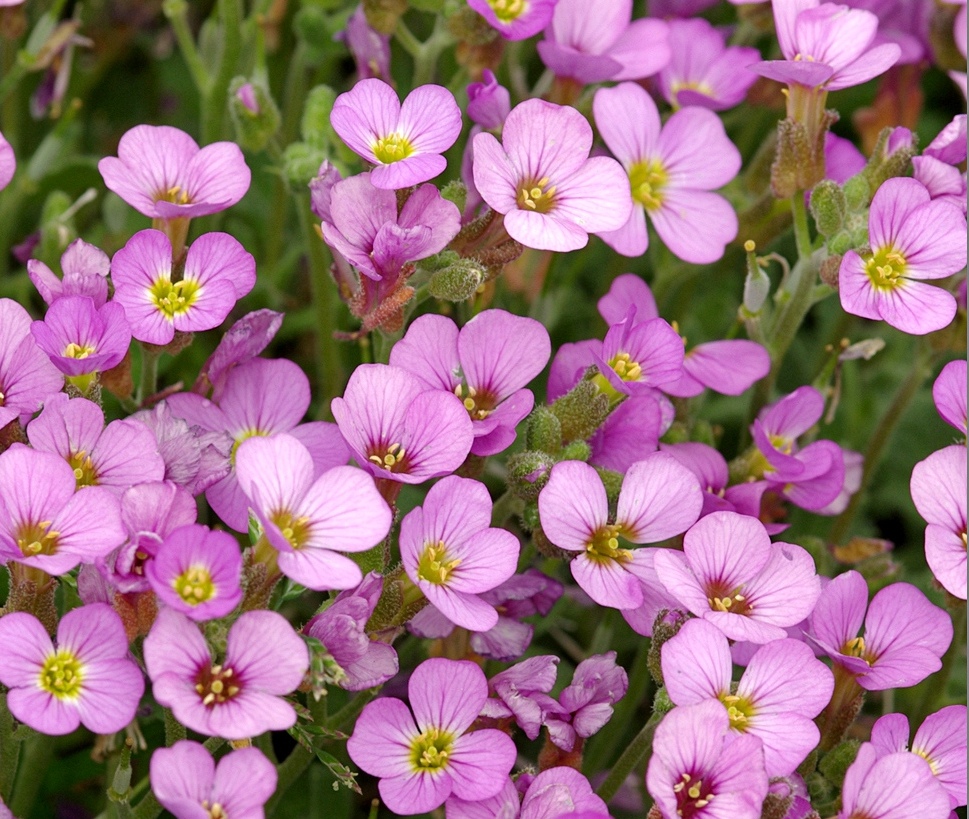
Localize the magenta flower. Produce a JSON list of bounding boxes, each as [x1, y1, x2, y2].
[[545, 652, 629, 751], [331, 363, 474, 486], [911, 445, 966, 599], [0, 604, 144, 736], [347, 658, 516, 814], [933, 359, 967, 435], [481, 655, 564, 740], [466, 69, 511, 129], [98, 480, 198, 595], [654, 511, 821, 644], [751, 1, 900, 91], [748, 385, 848, 512], [447, 767, 608, 819], [98, 125, 251, 219], [0, 444, 125, 575], [467, 0, 556, 40], [330, 79, 462, 189], [390, 310, 550, 456], [320, 174, 460, 281], [537, 0, 670, 84], [144, 607, 309, 740], [658, 18, 760, 111], [27, 394, 166, 494], [839, 178, 967, 335], [28, 239, 110, 307], [193, 308, 283, 401], [592, 315, 685, 400], [400, 476, 519, 631], [472, 99, 632, 252], [593, 82, 740, 263], [111, 229, 256, 345], [30, 296, 130, 384], [662, 618, 834, 776], [166, 357, 349, 531], [837, 743, 950, 819], [538, 455, 702, 609], [646, 700, 769, 819], [808, 570, 953, 690], [146, 524, 242, 621], [150, 741, 277, 819], [236, 434, 392, 591], [337, 6, 391, 81], [0, 128, 13, 191], [871, 705, 967, 811], [303, 572, 398, 690], [0, 298, 64, 430]]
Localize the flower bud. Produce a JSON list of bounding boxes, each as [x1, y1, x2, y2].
[[819, 254, 842, 287], [228, 77, 280, 152], [525, 406, 562, 454], [551, 380, 610, 442], [742, 240, 771, 315], [818, 739, 860, 789], [862, 126, 918, 192], [428, 258, 486, 301], [809, 179, 847, 238], [363, 0, 407, 35], [507, 450, 555, 501], [647, 608, 689, 685], [282, 142, 326, 190], [842, 174, 870, 211], [467, 69, 510, 130], [301, 84, 339, 150]]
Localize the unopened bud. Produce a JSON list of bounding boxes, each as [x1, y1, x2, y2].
[[229, 77, 280, 152], [301, 85, 339, 150], [428, 258, 486, 301], [743, 242, 771, 314], [863, 126, 918, 192], [507, 450, 555, 501], [809, 180, 847, 238], [525, 406, 562, 454], [596, 465, 622, 502], [818, 740, 860, 789], [363, 0, 408, 35], [439, 180, 467, 213], [551, 380, 610, 442], [819, 254, 842, 288], [282, 142, 327, 190], [561, 440, 591, 463], [447, 6, 498, 45], [647, 608, 690, 685], [651, 686, 674, 716], [294, 7, 335, 63], [842, 174, 870, 211]]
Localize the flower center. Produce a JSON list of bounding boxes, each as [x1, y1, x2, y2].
[[669, 80, 715, 106], [230, 428, 268, 466], [416, 541, 461, 585], [586, 523, 632, 564], [454, 384, 496, 420], [270, 509, 312, 550], [39, 650, 84, 699], [16, 519, 60, 557], [150, 277, 201, 320], [372, 133, 414, 164], [367, 442, 409, 473], [63, 341, 96, 360], [159, 185, 191, 205], [719, 691, 756, 731], [488, 0, 526, 22], [706, 580, 751, 616], [607, 351, 643, 382], [913, 746, 940, 775], [201, 800, 227, 819], [174, 565, 216, 606], [842, 635, 876, 665], [629, 160, 667, 211], [195, 663, 241, 707], [517, 176, 557, 214], [68, 449, 98, 488], [673, 772, 716, 818], [864, 247, 907, 291], [410, 727, 454, 772]]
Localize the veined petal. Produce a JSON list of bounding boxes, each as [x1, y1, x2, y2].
[[410, 658, 486, 734], [617, 452, 702, 543], [539, 461, 608, 552]]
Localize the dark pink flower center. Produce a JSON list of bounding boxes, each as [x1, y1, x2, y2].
[[195, 663, 241, 707], [673, 771, 716, 818]]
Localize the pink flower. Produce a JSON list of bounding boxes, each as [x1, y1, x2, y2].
[[28, 239, 110, 308], [662, 618, 833, 776], [0, 128, 13, 191], [150, 741, 277, 819], [837, 743, 950, 819], [0, 604, 144, 736], [389, 310, 550, 456], [654, 511, 821, 644], [330, 79, 462, 189], [933, 359, 967, 435], [839, 177, 967, 335], [0, 298, 64, 430], [911, 446, 966, 600], [538, 455, 702, 609], [537, 0, 670, 84], [400, 476, 519, 631], [235, 434, 392, 591], [98, 125, 250, 219], [658, 18, 760, 111], [111, 229, 256, 345], [751, 0, 901, 91], [467, 0, 557, 40], [472, 99, 632, 252], [348, 658, 516, 814], [144, 607, 309, 740], [593, 82, 740, 263], [808, 571, 953, 690]]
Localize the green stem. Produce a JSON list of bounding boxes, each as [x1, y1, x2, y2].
[[137, 345, 160, 405], [0, 693, 21, 803], [9, 733, 53, 818], [163, 709, 187, 746], [201, 0, 242, 143], [163, 0, 209, 94], [265, 745, 314, 817], [327, 689, 378, 732], [411, 17, 453, 87], [913, 601, 966, 726], [827, 342, 934, 543], [790, 191, 813, 261], [596, 711, 662, 803], [297, 192, 342, 419], [393, 19, 423, 59], [0, 53, 28, 108]]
